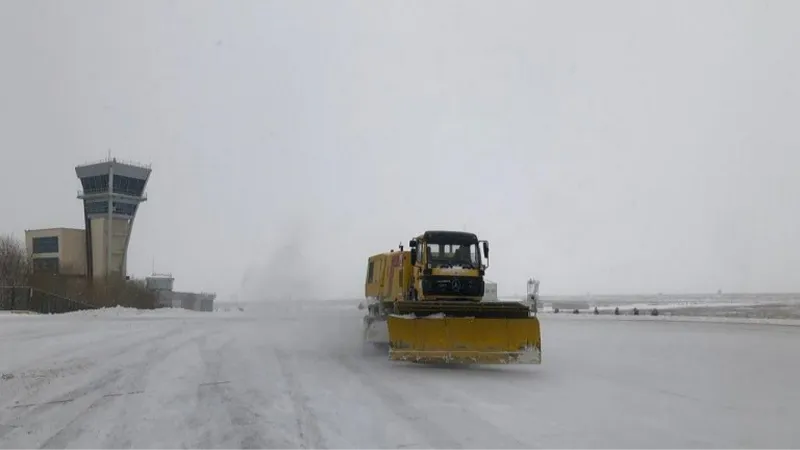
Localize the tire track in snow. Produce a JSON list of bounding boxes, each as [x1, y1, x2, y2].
[[92, 330, 213, 449], [383, 364, 539, 449], [0, 368, 128, 446], [0, 325, 178, 410], [191, 332, 286, 449], [337, 355, 536, 450], [274, 349, 325, 449], [38, 330, 200, 449], [1, 326, 198, 448], [0, 334, 145, 439], [333, 354, 466, 449]]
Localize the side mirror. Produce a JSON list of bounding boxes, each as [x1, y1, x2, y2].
[[409, 239, 417, 248], [410, 248, 417, 266], [483, 241, 489, 258]]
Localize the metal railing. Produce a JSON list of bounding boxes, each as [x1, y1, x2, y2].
[[77, 189, 148, 200], [0, 286, 98, 314], [76, 157, 152, 170]]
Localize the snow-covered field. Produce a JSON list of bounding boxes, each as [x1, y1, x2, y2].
[[533, 293, 800, 319], [1, 300, 799, 448]]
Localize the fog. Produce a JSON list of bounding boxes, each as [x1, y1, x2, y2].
[[1, 1, 799, 300]]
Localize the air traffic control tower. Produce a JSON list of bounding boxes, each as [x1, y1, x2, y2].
[[76, 158, 151, 280]]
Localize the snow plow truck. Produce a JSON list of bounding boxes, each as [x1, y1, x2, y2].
[[362, 230, 542, 364]]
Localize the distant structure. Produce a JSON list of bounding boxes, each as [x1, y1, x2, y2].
[[76, 158, 151, 280], [482, 279, 498, 302], [145, 272, 175, 292], [145, 272, 215, 312], [22, 157, 215, 312], [25, 157, 151, 281]]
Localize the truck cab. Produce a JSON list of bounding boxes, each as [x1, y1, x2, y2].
[[408, 230, 490, 302]]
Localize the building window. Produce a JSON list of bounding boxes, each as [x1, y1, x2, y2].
[[85, 202, 108, 215], [85, 201, 138, 216], [33, 257, 59, 274], [32, 236, 59, 254], [113, 175, 145, 197], [81, 175, 109, 194], [113, 202, 137, 216]]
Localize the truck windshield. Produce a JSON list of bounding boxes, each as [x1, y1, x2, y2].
[[426, 242, 480, 268]]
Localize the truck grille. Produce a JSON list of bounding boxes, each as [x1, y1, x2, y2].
[[421, 276, 484, 297]]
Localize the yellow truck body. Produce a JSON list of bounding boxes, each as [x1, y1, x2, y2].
[[362, 230, 541, 365]]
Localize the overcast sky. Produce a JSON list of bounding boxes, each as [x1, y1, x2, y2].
[[1, 1, 799, 299]]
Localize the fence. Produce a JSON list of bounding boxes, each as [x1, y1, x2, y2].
[[25, 273, 158, 309], [0, 286, 98, 314]]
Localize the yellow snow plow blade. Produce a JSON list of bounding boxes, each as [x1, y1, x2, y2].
[[387, 313, 541, 365]]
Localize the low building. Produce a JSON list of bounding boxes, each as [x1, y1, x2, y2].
[[145, 273, 215, 312], [145, 273, 174, 291], [24, 228, 87, 276], [171, 291, 215, 312], [145, 273, 175, 307]]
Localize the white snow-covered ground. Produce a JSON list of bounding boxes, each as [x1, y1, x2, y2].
[[534, 293, 800, 315], [1, 300, 799, 448]]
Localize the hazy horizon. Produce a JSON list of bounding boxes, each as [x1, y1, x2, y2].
[[2, 1, 799, 300]]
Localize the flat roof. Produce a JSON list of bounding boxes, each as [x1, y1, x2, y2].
[[75, 158, 152, 180], [76, 156, 151, 170], [25, 227, 85, 233]]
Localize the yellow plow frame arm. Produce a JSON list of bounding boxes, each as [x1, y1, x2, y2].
[[386, 301, 541, 365]]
